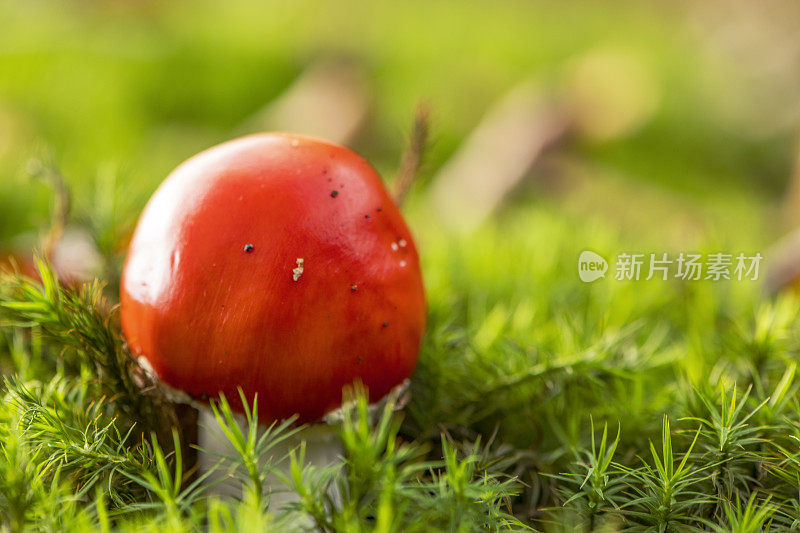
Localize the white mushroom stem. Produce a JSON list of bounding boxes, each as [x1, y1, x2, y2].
[[196, 380, 410, 510], [198, 408, 342, 510]]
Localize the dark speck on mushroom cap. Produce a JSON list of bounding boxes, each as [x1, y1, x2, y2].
[[243, 244, 254, 252], [331, 190, 339, 198]]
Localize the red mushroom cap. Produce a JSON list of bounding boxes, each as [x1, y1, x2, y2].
[[120, 133, 426, 423]]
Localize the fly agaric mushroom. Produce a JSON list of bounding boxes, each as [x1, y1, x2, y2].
[[120, 133, 426, 494]]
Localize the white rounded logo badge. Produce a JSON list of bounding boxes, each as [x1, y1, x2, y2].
[[578, 250, 608, 282]]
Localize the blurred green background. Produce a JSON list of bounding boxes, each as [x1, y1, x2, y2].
[[5, 1, 800, 524], [1, 0, 799, 281]]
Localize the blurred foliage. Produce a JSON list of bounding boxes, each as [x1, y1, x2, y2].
[[1, 0, 798, 238]]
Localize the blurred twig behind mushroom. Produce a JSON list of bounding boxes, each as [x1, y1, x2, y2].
[[430, 83, 569, 231], [393, 103, 431, 206], [428, 49, 659, 231], [238, 58, 370, 145]]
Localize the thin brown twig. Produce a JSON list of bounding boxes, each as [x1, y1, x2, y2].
[[393, 103, 431, 206], [28, 159, 72, 261]]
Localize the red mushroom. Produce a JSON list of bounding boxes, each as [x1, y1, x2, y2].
[[120, 133, 426, 425]]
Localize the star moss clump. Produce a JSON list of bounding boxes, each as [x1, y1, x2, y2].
[[0, 200, 798, 531]]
